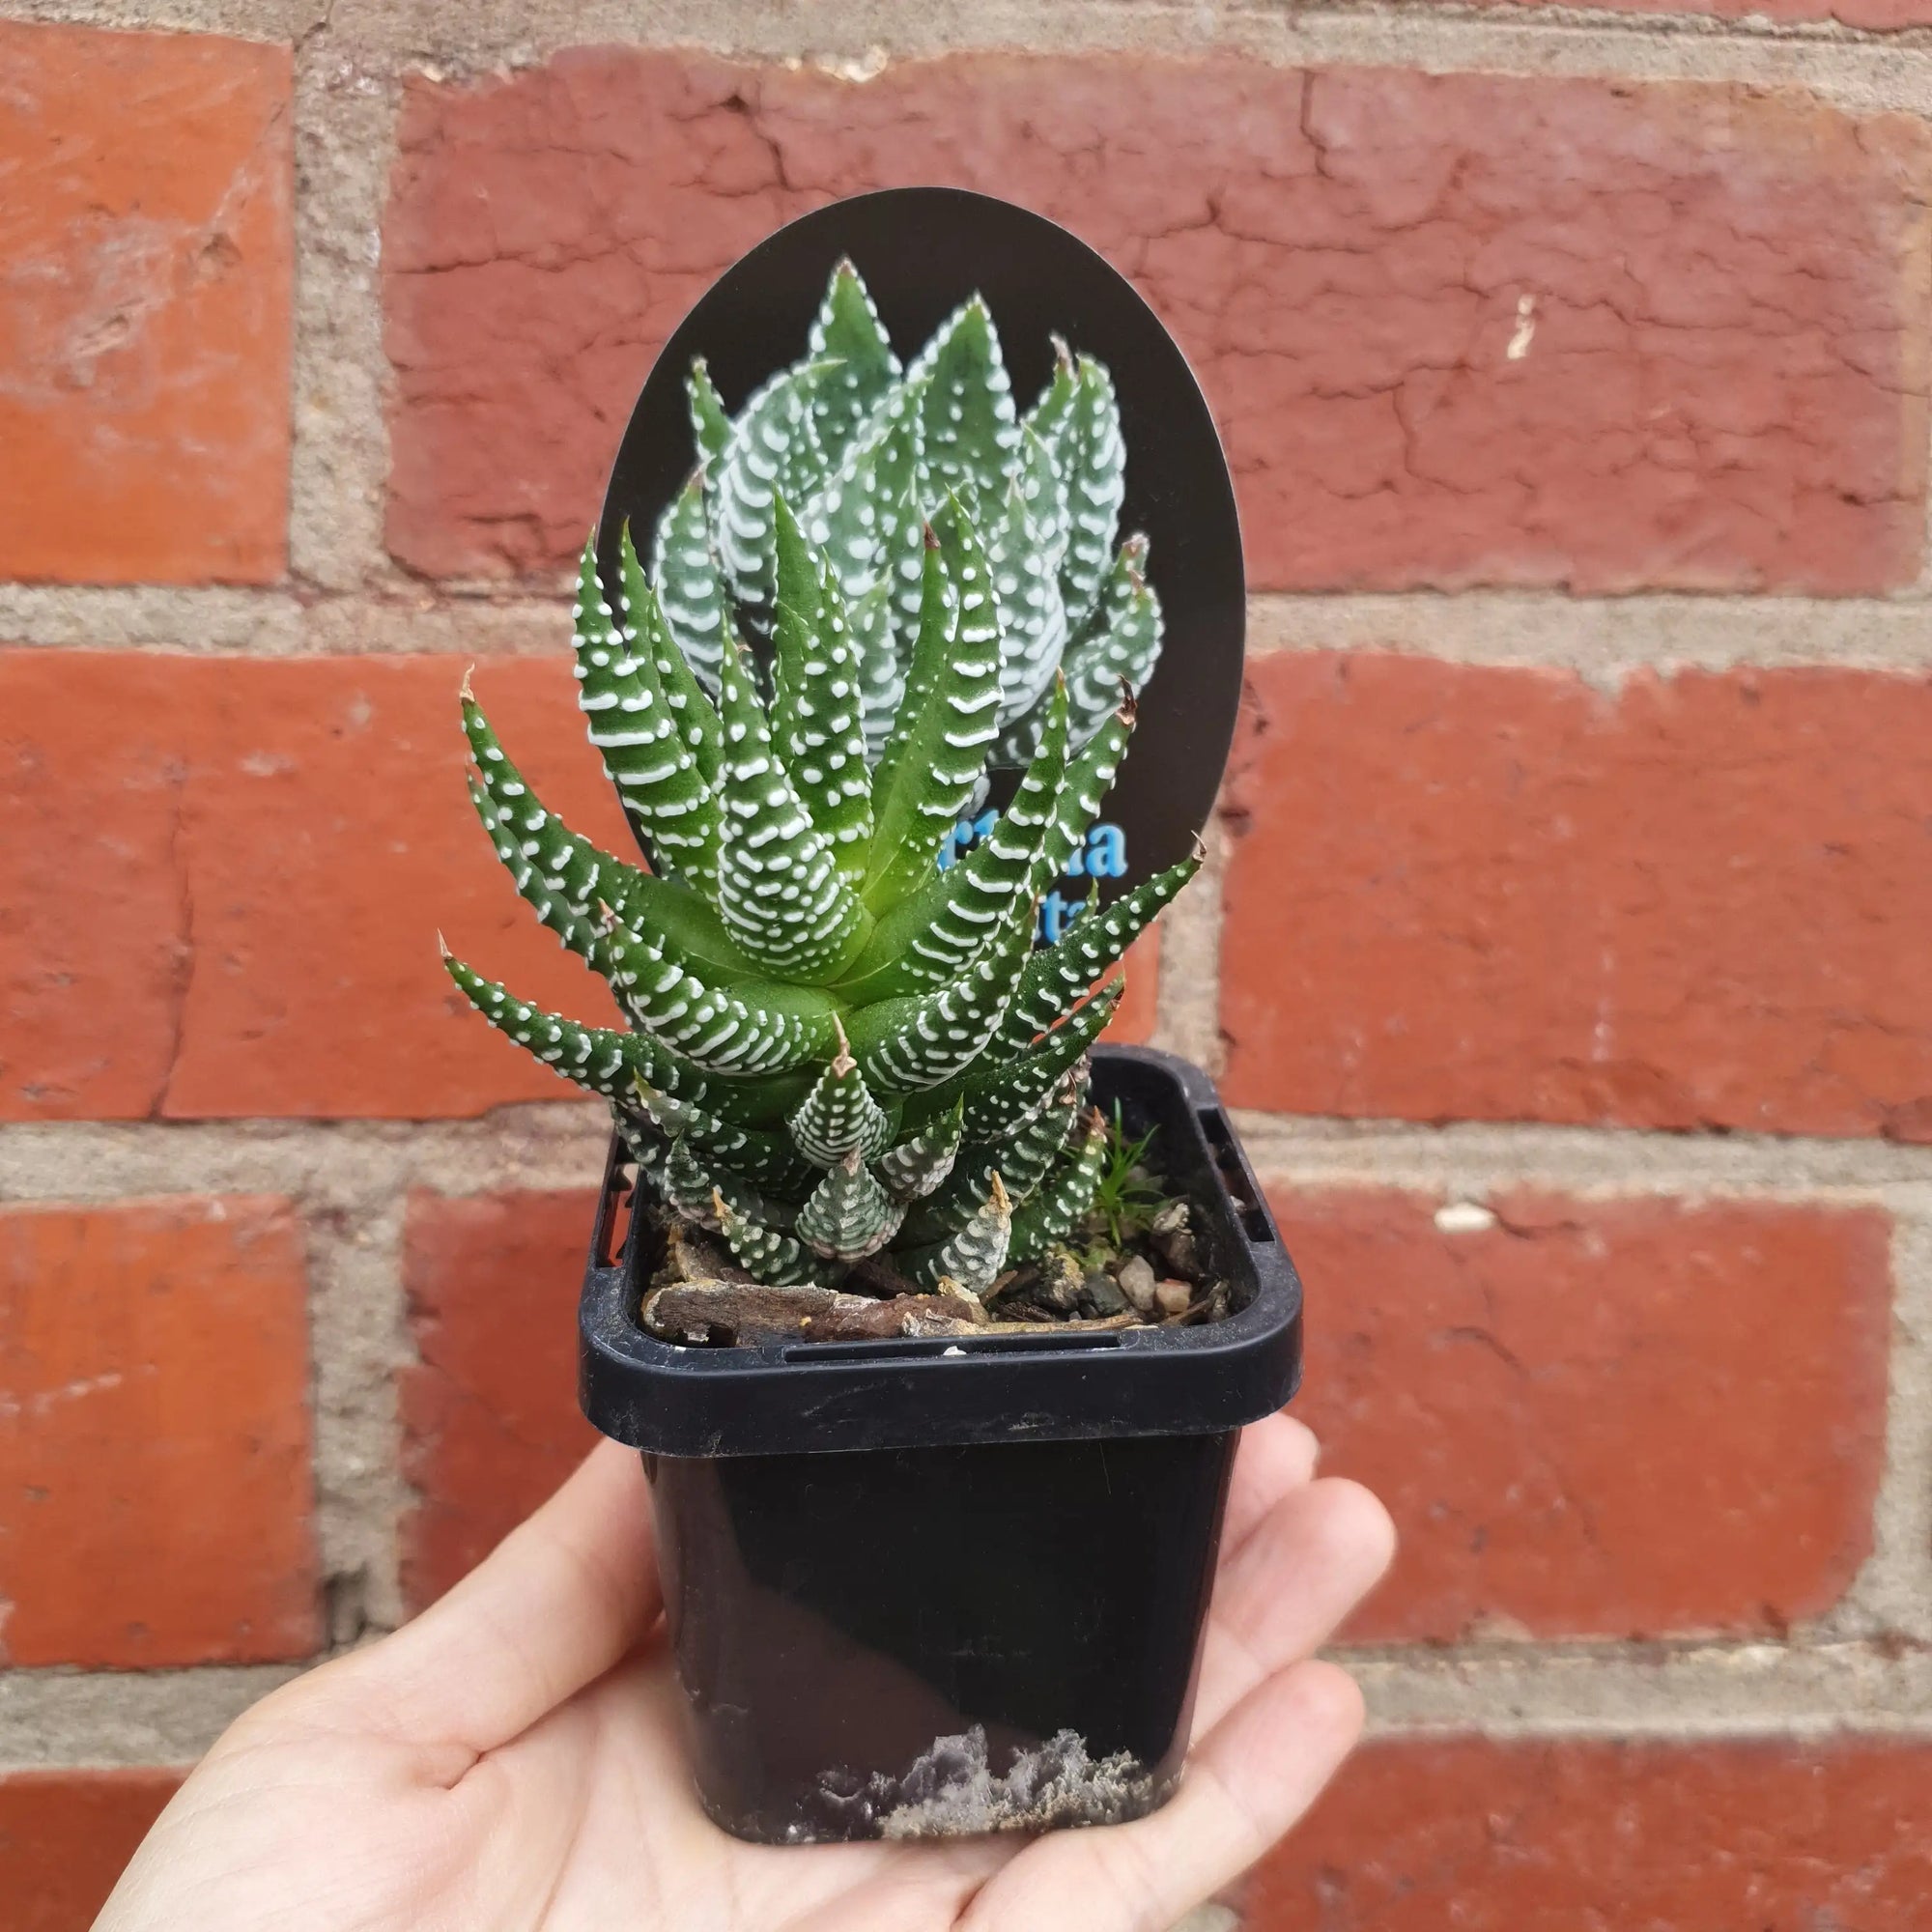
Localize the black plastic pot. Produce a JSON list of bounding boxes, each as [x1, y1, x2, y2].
[[580, 1045, 1302, 1844]]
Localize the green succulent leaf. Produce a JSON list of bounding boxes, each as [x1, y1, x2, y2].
[[843, 575, 903, 765], [715, 1187, 836, 1287], [1061, 535, 1162, 747], [951, 982, 1119, 1141], [1028, 692, 1136, 895], [864, 508, 1003, 911], [689, 360, 732, 467], [838, 677, 1068, 1003], [573, 537, 722, 889], [442, 951, 635, 1098], [987, 468, 1069, 733], [650, 475, 727, 696], [619, 524, 723, 786], [598, 917, 838, 1076], [905, 296, 1019, 514], [463, 689, 648, 965], [444, 948, 811, 1132], [770, 497, 874, 884], [634, 1082, 818, 1198], [998, 852, 1197, 1051], [902, 1172, 1012, 1296], [711, 636, 867, 982], [662, 1139, 723, 1228], [806, 260, 901, 468], [872, 1097, 964, 1202], [1040, 353, 1124, 634], [788, 1031, 894, 1168], [802, 373, 927, 632], [1008, 1109, 1110, 1264], [906, 1075, 1079, 1242], [845, 896, 1034, 1096], [711, 359, 831, 620], [797, 1151, 905, 1262]]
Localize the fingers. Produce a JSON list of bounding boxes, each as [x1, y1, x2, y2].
[[1193, 1477, 1395, 1740], [284, 1439, 661, 1759], [961, 1661, 1364, 1932], [1220, 1413, 1321, 1556]]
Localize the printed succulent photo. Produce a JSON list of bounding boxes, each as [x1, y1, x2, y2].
[[441, 262, 1196, 1321]]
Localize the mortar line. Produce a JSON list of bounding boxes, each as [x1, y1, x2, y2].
[[19, 0, 1932, 89], [1151, 814, 1229, 1073], [1848, 1214, 1932, 1640], [5, 1637, 1932, 1771], [6, 1107, 1932, 1197], [11, 588, 1932, 675]]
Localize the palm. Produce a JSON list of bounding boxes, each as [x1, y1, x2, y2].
[[99, 1425, 1391, 1932]]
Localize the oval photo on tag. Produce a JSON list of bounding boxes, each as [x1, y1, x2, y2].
[[598, 185, 1245, 915]]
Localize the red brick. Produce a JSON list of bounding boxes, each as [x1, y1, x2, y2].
[[0, 651, 636, 1121], [400, 1189, 599, 1610], [384, 54, 1931, 593], [1270, 1186, 1889, 1641], [0, 24, 291, 584], [1249, 1737, 1932, 1930], [0, 1198, 318, 1666], [1222, 656, 1932, 1141], [0, 1770, 182, 1932]]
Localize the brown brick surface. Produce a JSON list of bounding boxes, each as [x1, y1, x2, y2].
[[1493, 0, 1932, 25], [1270, 1186, 1891, 1641], [385, 54, 1932, 593], [399, 1188, 599, 1610], [0, 1198, 318, 1666], [0, 651, 635, 1121], [0, 23, 292, 584], [0, 1770, 182, 1932], [1221, 655, 1932, 1140], [1248, 1738, 1932, 1929]]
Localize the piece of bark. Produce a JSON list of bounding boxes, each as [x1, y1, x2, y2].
[[642, 1280, 1144, 1346], [643, 1280, 968, 1344]]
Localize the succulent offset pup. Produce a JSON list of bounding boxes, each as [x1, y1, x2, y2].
[[443, 261, 1194, 1315]]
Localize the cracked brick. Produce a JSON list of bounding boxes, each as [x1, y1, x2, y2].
[[1266, 1185, 1891, 1642], [0, 22, 292, 585], [1249, 1738, 1932, 1930], [1221, 654, 1932, 1140], [0, 1197, 319, 1666], [383, 53, 1932, 593], [0, 650, 635, 1122], [399, 1189, 599, 1611]]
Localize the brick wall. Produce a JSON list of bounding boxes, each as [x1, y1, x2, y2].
[[3, 4, 1931, 1925]]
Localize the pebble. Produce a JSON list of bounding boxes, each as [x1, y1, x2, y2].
[[1117, 1256, 1158, 1315], [1154, 1279, 1194, 1318], [1083, 1270, 1127, 1316], [1040, 1254, 1084, 1314]]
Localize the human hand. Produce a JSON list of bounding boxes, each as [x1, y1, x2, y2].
[[97, 1418, 1393, 1932]]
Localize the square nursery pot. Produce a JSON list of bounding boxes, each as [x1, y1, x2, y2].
[[580, 1044, 1303, 1845]]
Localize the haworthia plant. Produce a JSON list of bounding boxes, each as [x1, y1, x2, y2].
[[646, 261, 1162, 767], [442, 261, 1194, 1300]]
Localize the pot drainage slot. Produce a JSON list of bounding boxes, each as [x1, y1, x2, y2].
[[1196, 1106, 1275, 1246], [786, 1331, 1126, 1363]]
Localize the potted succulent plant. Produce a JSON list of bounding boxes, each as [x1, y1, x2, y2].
[[441, 196, 1301, 1846]]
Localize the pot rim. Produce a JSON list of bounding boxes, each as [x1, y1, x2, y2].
[[579, 1045, 1303, 1457]]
